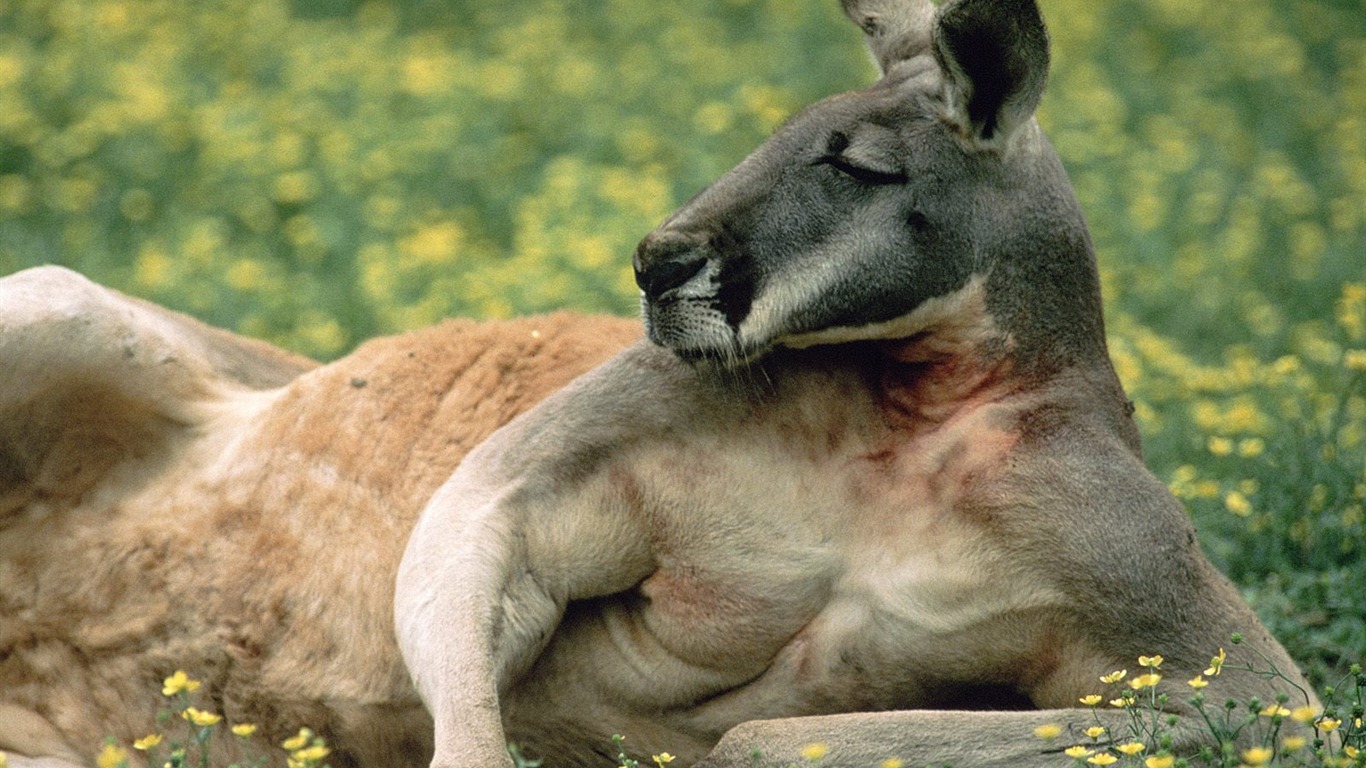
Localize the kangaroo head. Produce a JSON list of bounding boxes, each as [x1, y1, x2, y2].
[[634, 0, 1107, 371]]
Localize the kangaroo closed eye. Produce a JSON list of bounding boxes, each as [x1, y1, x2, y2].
[[825, 154, 906, 184], [828, 123, 907, 182]]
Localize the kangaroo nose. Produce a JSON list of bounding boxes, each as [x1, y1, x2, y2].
[[633, 231, 709, 301]]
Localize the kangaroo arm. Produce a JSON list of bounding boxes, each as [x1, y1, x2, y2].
[[395, 348, 672, 768]]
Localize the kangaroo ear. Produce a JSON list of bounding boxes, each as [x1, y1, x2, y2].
[[932, 0, 1050, 148], [841, 0, 936, 75]]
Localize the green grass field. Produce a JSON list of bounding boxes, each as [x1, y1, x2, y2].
[[1, 0, 1362, 738]]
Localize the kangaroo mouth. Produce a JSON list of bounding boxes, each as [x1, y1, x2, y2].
[[641, 294, 765, 366]]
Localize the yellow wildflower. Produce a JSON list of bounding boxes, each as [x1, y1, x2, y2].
[[1034, 724, 1064, 740], [1208, 436, 1234, 456], [1188, 675, 1209, 689], [1065, 746, 1093, 759], [1116, 742, 1146, 755], [1290, 706, 1319, 723], [1317, 716, 1343, 732], [1205, 648, 1226, 676], [1080, 694, 1103, 706], [133, 734, 163, 750], [1259, 705, 1291, 718], [1137, 655, 1164, 669], [232, 723, 258, 737], [1100, 670, 1127, 684], [1241, 746, 1273, 765], [1145, 756, 1175, 768], [1109, 698, 1130, 708], [1225, 491, 1254, 517], [282, 728, 314, 751], [1344, 745, 1360, 760], [161, 670, 201, 696], [1085, 726, 1107, 739], [1346, 349, 1366, 371], [182, 708, 222, 727], [292, 745, 331, 762], [880, 759, 904, 768], [800, 743, 829, 762], [1282, 736, 1307, 752], [1129, 673, 1162, 690], [653, 754, 675, 767], [1087, 755, 1118, 766], [96, 743, 128, 768]]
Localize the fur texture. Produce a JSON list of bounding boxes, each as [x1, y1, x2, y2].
[[0, 266, 638, 767]]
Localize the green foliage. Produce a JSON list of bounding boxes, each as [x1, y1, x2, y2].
[[0, 0, 1361, 682], [0, 0, 865, 353]]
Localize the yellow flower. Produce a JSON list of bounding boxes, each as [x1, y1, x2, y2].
[[1065, 746, 1093, 758], [880, 760, 904, 768], [1129, 673, 1162, 690], [653, 755, 676, 768], [1208, 436, 1235, 456], [133, 734, 163, 750], [1290, 706, 1319, 723], [1100, 670, 1127, 684], [1241, 746, 1274, 765], [1346, 349, 1366, 371], [292, 745, 331, 762], [1344, 745, 1360, 759], [1205, 648, 1226, 676], [1109, 698, 1130, 708], [232, 723, 258, 737], [1259, 705, 1291, 718], [182, 707, 222, 727], [1080, 695, 1103, 706], [282, 728, 314, 751], [1282, 736, 1307, 752], [1085, 726, 1107, 739], [1137, 655, 1164, 669], [96, 743, 128, 768], [1225, 491, 1254, 517], [1087, 755, 1118, 766], [1116, 743, 1146, 756], [1316, 716, 1343, 732], [161, 670, 201, 696], [800, 743, 829, 762], [1034, 724, 1064, 740], [1145, 756, 1175, 768], [1188, 675, 1209, 689]]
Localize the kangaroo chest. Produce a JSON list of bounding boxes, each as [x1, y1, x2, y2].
[[507, 380, 1058, 751]]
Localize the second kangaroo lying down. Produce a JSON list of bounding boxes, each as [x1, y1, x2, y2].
[[397, 0, 1317, 766], [0, 0, 1317, 767]]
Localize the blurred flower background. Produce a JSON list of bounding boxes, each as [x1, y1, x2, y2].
[[0, 0, 1361, 681]]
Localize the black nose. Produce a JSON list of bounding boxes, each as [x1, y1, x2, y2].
[[633, 232, 709, 301]]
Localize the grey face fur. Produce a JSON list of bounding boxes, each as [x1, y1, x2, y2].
[[633, 0, 1106, 372]]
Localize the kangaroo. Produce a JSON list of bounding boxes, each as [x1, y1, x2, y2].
[[395, 0, 1318, 766], [0, 1, 1316, 767]]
